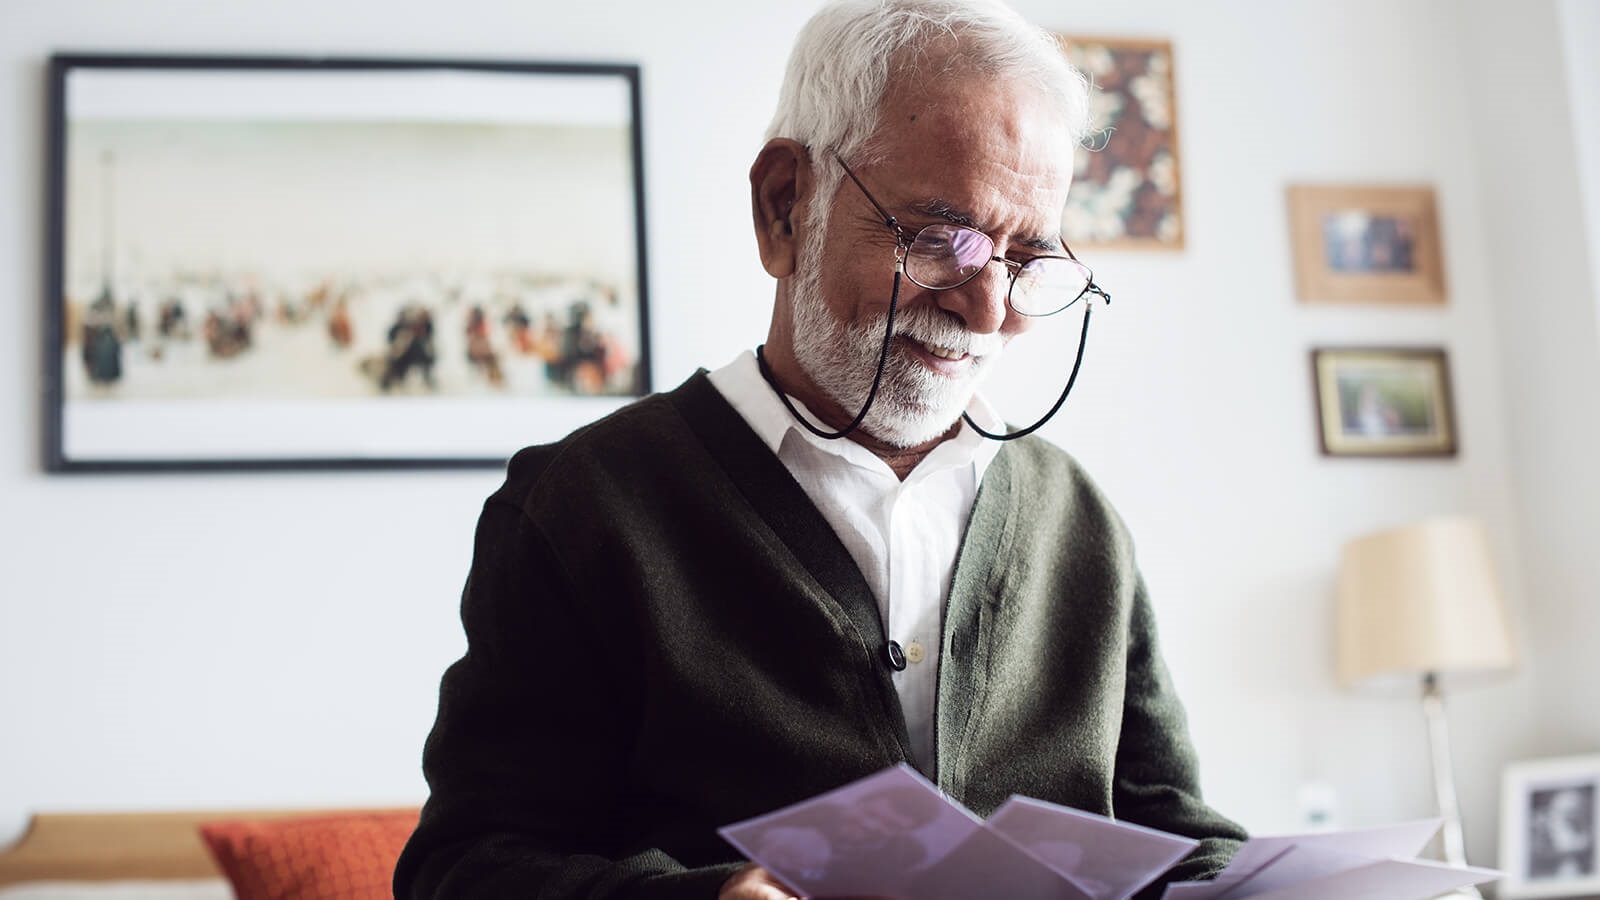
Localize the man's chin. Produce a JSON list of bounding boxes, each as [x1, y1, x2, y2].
[[862, 404, 968, 449]]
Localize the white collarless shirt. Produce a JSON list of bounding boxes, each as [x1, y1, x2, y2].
[[707, 350, 1002, 770]]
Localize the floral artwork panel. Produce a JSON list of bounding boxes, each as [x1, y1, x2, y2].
[[1057, 37, 1184, 250]]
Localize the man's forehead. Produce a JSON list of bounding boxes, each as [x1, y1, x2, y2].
[[880, 97, 1066, 156], [872, 139, 1073, 243], [879, 56, 1073, 138], [864, 74, 1077, 245]]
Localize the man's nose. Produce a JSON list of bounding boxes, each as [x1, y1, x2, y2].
[[934, 260, 1010, 335]]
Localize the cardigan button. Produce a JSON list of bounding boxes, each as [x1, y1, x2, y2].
[[883, 641, 908, 671]]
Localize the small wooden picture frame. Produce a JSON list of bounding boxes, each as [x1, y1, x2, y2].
[[1287, 184, 1446, 305], [1311, 347, 1457, 458]]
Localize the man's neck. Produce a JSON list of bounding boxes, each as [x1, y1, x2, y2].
[[845, 422, 962, 480]]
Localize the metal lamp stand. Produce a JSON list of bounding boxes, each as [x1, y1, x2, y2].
[[1422, 670, 1484, 899]]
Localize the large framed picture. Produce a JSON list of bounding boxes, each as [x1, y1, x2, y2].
[[1310, 347, 1457, 458], [1055, 36, 1184, 250], [1500, 755, 1600, 899], [45, 54, 651, 472], [1287, 184, 1446, 305]]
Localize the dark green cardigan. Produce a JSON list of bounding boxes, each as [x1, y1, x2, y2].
[[394, 372, 1244, 900]]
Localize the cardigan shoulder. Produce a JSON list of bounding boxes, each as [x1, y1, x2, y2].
[[986, 433, 1137, 558], [488, 371, 736, 519]]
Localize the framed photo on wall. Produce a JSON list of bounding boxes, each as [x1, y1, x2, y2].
[[1310, 347, 1457, 458], [1056, 36, 1184, 250], [1287, 184, 1447, 305], [1500, 755, 1600, 899], [44, 54, 651, 472]]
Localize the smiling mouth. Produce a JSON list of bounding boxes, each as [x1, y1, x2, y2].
[[899, 336, 977, 370], [924, 342, 969, 361]]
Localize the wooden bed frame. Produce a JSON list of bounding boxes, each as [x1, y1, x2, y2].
[[0, 809, 396, 886]]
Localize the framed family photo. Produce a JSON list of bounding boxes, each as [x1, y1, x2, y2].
[[1310, 347, 1457, 458], [44, 54, 651, 472], [1055, 36, 1184, 250], [1500, 755, 1600, 899], [1287, 184, 1446, 305]]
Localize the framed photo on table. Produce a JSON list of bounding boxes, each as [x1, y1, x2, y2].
[[1287, 184, 1446, 304], [1310, 347, 1457, 458], [44, 54, 651, 472], [1055, 36, 1184, 250], [1500, 755, 1600, 899]]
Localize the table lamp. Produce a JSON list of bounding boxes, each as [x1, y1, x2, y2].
[[1337, 516, 1517, 894]]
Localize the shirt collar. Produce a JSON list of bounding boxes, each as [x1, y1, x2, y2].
[[706, 349, 1003, 483]]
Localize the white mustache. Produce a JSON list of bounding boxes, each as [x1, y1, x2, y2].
[[890, 306, 1004, 360]]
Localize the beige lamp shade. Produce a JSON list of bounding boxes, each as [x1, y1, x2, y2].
[[1336, 516, 1517, 686]]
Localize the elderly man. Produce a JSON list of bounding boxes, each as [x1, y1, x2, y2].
[[393, 1, 1245, 898]]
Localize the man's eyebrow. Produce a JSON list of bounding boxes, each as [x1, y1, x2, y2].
[[1018, 234, 1064, 254], [907, 197, 980, 229], [905, 198, 1062, 253]]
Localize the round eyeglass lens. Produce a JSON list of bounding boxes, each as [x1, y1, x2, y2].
[[1010, 256, 1093, 317], [905, 224, 995, 288]]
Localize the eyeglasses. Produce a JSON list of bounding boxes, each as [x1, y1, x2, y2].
[[834, 153, 1110, 317], [752, 152, 1109, 444]]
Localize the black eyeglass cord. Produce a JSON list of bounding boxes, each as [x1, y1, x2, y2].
[[755, 268, 1099, 444], [962, 299, 1094, 441], [754, 265, 905, 440]]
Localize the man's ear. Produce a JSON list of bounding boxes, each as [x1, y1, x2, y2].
[[750, 138, 812, 279]]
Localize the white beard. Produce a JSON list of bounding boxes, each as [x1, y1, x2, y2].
[[788, 245, 1005, 448]]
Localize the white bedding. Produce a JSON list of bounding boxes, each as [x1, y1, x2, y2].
[[0, 881, 230, 899]]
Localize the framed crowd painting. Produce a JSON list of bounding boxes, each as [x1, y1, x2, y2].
[[1287, 184, 1446, 305], [1055, 36, 1185, 250], [1310, 347, 1457, 458], [44, 54, 651, 472], [1500, 755, 1600, 899]]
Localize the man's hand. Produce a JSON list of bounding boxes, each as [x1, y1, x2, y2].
[[719, 863, 799, 900], [718, 862, 898, 900]]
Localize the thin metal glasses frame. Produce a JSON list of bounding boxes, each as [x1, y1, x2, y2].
[[833, 152, 1110, 316]]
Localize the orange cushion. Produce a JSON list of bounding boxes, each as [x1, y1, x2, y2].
[[199, 810, 419, 900]]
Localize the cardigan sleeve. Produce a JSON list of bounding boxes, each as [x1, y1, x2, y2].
[[392, 495, 743, 900], [1114, 576, 1248, 898]]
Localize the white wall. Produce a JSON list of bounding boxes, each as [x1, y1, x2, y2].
[[1560, 0, 1600, 323], [1462, 0, 1600, 754], [1, 0, 1590, 877]]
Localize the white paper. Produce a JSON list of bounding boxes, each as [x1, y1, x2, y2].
[[719, 766, 1180, 900], [1230, 854, 1502, 900], [1160, 819, 1502, 900], [987, 796, 1199, 899], [716, 766, 1502, 900]]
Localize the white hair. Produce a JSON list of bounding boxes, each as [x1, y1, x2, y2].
[[767, 0, 1091, 241]]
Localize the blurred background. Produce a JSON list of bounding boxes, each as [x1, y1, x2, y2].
[[1, 0, 1596, 882]]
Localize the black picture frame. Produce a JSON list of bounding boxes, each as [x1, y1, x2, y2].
[[44, 53, 651, 473]]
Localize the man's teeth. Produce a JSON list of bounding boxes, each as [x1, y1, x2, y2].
[[926, 344, 965, 360]]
